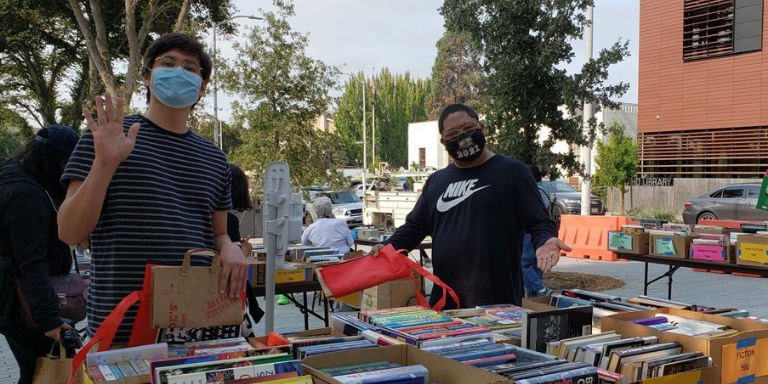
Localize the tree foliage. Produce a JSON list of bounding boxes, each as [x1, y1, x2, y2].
[[441, 0, 630, 178], [594, 122, 637, 213], [66, 0, 235, 109], [335, 69, 431, 169], [218, 0, 344, 190], [426, 30, 485, 119], [0, 0, 89, 128], [0, 106, 34, 163]]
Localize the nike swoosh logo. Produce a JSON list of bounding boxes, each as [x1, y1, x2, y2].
[[436, 185, 490, 212]]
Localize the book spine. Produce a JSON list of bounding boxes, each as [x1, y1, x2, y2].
[[88, 366, 105, 382], [333, 365, 429, 384], [515, 367, 598, 384], [98, 365, 117, 381]]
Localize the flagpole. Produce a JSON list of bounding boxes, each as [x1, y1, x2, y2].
[[371, 68, 376, 170]]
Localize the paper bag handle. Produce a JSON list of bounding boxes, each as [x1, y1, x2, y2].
[[180, 248, 219, 294]]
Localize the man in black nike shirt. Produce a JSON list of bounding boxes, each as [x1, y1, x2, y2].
[[370, 104, 571, 309]]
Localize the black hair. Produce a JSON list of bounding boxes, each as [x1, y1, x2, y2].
[[437, 104, 480, 133], [229, 163, 254, 212], [14, 127, 71, 204], [528, 165, 543, 183], [142, 33, 213, 105]]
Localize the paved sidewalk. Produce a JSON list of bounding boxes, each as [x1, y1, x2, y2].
[[3, 255, 767, 383]]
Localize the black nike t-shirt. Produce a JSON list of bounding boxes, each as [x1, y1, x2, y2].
[[387, 154, 558, 309]]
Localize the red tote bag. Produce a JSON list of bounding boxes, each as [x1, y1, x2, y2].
[[316, 244, 460, 311]]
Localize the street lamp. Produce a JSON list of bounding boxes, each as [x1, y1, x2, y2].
[[212, 14, 262, 150], [343, 73, 368, 199]]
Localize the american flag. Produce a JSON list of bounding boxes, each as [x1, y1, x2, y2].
[[370, 79, 376, 104]]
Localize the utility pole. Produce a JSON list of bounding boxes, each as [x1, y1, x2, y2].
[[580, 5, 594, 216]]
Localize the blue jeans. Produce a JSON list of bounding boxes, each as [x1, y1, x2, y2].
[[521, 233, 545, 294]]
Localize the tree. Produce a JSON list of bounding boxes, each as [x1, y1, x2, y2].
[[0, 0, 89, 128], [0, 106, 34, 163], [425, 30, 485, 119], [218, 0, 342, 189], [335, 69, 431, 169], [441, 0, 630, 179], [594, 122, 638, 214], [66, 0, 235, 109]]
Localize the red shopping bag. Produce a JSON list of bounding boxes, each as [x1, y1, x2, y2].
[[67, 291, 142, 384], [316, 244, 459, 311]]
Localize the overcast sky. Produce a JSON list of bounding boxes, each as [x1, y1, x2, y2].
[[205, 0, 640, 122]]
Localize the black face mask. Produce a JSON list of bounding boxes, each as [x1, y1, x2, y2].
[[445, 130, 486, 162]]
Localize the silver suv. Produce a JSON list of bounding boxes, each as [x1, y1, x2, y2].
[[304, 190, 363, 228]]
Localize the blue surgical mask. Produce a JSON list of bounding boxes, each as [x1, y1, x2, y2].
[[151, 67, 202, 109]]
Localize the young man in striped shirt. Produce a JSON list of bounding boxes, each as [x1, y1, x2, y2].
[[58, 33, 248, 343]]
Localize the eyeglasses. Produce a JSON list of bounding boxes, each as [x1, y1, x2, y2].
[[153, 55, 203, 76], [443, 122, 479, 141]]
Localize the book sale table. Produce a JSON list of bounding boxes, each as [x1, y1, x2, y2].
[[252, 281, 330, 330], [617, 253, 768, 300]]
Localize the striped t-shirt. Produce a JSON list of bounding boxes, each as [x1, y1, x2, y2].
[[62, 114, 232, 342]]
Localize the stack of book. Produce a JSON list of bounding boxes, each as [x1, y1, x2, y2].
[[84, 334, 305, 384], [548, 332, 711, 383], [421, 339, 517, 367], [149, 353, 308, 384], [442, 305, 532, 344], [547, 290, 652, 333], [630, 314, 737, 338], [295, 340, 379, 358], [358, 306, 494, 348], [281, 329, 367, 358], [315, 361, 431, 384]]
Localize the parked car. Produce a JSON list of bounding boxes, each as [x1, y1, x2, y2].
[[304, 190, 363, 228], [682, 182, 766, 224], [354, 183, 377, 199], [538, 180, 606, 227]]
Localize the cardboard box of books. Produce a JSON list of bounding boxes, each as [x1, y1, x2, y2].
[[602, 308, 768, 384], [608, 231, 650, 255], [302, 344, 507, 384], [359, 278, 417, 312], [522, 296, 556, 312], [736, 234, 768, 268], [690, 244, 734, 263], [649, 234, 695, 259], [248, 260, 314, 287]]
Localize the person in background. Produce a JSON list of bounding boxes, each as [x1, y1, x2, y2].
[[369, 103, 570, 309], [0, 126, 80, 384], [58, 33, 247, 343], [522, 165, 553, 297], [301, 196, 355, 309], [302, 197, 354, 255], [403, 180, 411, 191], [225, 163, 264, 329]]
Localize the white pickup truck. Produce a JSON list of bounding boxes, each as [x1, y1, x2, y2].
[[362, 190, 421, 232]]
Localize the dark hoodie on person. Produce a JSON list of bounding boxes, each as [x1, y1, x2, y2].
[[0, 160, 71, 331]]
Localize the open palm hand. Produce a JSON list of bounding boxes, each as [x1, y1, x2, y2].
[[83, 94, 140, 169]]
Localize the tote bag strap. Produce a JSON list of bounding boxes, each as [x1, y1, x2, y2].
[[395, 249, 460, 312], [68, 291, 141, 384]]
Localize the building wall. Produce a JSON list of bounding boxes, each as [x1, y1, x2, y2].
[[639, 0, 768, 134], [312, 114, 336, 133], [407, 121, 448, 170]]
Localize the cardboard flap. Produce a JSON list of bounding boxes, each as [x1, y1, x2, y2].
[[301, 344, 506, 384]]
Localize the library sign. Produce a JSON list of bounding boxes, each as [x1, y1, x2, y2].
[[631, 177, 674, 187]]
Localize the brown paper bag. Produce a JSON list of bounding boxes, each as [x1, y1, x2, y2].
[[33, 344, 72, 384], [150, 248, 243, 328]]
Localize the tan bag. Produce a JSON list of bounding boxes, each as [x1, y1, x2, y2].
[[33, 344, 72, 384], [150, 248, 243, 328]]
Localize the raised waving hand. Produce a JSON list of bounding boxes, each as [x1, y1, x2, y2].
[[83, 94, 140, 169]]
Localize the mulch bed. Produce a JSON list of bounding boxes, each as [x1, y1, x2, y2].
[[542, 271, 625, 292]]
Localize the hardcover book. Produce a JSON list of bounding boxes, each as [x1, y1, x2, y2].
[[522, 306, 593, 353]]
